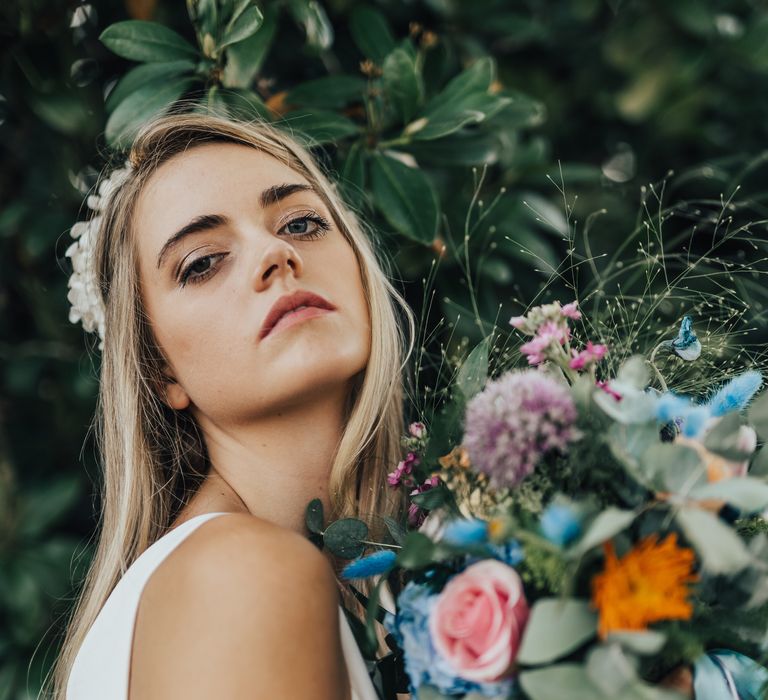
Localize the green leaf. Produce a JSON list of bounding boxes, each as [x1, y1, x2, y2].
[[605, 630, 667, 655], [396, 531, 436, 570], [421, 56, 495, 116], [105, 60, 196, 113], [408, 94, 512, 142], [383, 47, 424, 123], [187, 0, 219, 39], [17, 475, 81, 539], [370, 152, 439, 244], [569, 508, 636, 557], [690, 477, 768, 513], [520, 664, 611, 700], [323, 518, 368, 558], [382, 516, 407, 546], [305, 498, 324, 534], [277, 109, 360, 146], [639, 443, 704, 493], [517, 599, 597, 665], [340, 141, 367, 210], [100, 20, 199, 62], [748, 391, 768, 440], [456, 337, 489, 401], [704, 411, 753, 461], [676, 506, 751, 573], [750, 447, 768, 477], [401, 131, 501, 166], [288, 0, 334, 50], [285, 75, 367, 110], [222, 2, 278, 88], [105, 77, 196, 147], [410, 483, 450, 511], [221, 5, 264, 49], [349, 5, 396, 64], [218, 87, 273, 121]]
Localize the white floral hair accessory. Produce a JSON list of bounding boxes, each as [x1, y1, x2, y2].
[[65, 161, 133, 349]]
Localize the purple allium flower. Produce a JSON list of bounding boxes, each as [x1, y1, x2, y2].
[[462, 370, 579, 488]]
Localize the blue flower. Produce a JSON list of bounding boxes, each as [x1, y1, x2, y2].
[[540, 503, 582, 547], [441, 517, 490, 546], [705, 370, 763, 417], [654, 392, 711, 438], [465, 540, 524, 568], [661, 316, 702, 361], [341, 550, 397, 580], [384, 581, 516, 699]]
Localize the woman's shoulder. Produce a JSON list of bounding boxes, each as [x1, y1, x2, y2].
[[130, 513, 347, 698]]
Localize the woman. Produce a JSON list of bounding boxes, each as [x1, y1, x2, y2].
[[47, 112, 415, 699]]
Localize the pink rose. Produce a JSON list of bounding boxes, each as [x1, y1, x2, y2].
[[428, 559, 529, 682]]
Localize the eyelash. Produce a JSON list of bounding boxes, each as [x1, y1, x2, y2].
[[178, 214, 332, 287]]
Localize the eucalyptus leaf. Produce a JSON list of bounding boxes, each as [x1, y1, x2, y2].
[[520, 664, 611, 700], [605, 630, 667, 655], [690, 477, 768, 513], [748, 391, 768, 440], [703, 411, 753, 461], [100, 20, 199, 62], [677, 506, 751, 573], [305, 498, 324, 533], [569, 508, 637, 557], [370, 152, 439, 244], [323, 518, 368, 559], [639, 443, 704, 493], [105, 77, 196, 147], [517, 599, 597, 665]]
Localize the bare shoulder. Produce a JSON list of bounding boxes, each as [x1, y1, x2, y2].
[[129, 513, 350, 700]]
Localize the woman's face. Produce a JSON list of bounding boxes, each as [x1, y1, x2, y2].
[[133, 141, 371, 423]]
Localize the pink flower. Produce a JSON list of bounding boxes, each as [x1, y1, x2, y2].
[[569, 341, 608, 370], [387, 451, 420, 487], [408, 475, 439, 527], [561, 301, 581, 320], [596, 380, 623, 402], [428, 560, 530, 682], [409, 421, 427, 439], [519, 321, 569, 365], [509, 315, 526, 329]]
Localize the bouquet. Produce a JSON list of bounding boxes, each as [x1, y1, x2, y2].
[[310, 301, 768, 699]]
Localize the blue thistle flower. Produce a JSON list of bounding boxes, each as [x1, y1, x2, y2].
[[341, 550, 397, 580], [441, 517, 490, 546], [705, 370, 763, 417], [540, 503, 582, 547], [661, 316, 701, 361]]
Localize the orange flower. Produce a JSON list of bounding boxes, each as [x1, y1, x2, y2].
[[591, 533, 698, 639]]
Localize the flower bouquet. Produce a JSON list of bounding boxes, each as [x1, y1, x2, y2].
[[311, 301, 768, 699]]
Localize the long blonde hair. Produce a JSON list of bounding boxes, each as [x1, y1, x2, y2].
[[45, 111, 416, 698]]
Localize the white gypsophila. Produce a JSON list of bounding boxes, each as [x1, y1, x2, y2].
[[64, 162, 132, 350]]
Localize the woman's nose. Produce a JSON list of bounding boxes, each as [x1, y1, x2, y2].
[[250, 238, 304, 292]]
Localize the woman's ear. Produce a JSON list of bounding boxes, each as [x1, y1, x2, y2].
[[157, 364, 190, 410]]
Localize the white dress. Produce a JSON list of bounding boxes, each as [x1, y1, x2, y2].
[[66, 511, 380, 699]]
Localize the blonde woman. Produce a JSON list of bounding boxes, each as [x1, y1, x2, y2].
[[47, 112, 415, 699]]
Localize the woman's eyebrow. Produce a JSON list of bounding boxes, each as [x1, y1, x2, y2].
[[156, 182, 317, 270]]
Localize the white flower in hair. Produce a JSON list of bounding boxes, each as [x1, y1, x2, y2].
[[65, 161, 133, 349]]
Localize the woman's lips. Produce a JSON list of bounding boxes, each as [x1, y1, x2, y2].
[[263, 306, 334, 338]]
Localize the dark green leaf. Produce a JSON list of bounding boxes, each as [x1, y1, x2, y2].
[[218, 87, 273, 121], [401, 131, 501, 166], [278, 109, 360, 146], [324, 518, 369, 559], [407, 94, 512, 142], [105, 60, 197, 113], [100, 20, 199, 62], [456, 337, 489, 401], [349, 5, 396, 64], [223, 2, 279, 88], [421, 56, 495, 116], [305, 498, 324, 533], [370, 152, 439, 244], [285, 75, 367, 110], [382, 516, 407, 545], [340, 141, 367, 210], [396, 531, 436, 569], [17, 475, 81, 539], [221, 5, 264, 49], [383, 47, 423, 123], [288, 0, 334, 50], [105, 77, 197, 147], [410, 483, 449, 510]]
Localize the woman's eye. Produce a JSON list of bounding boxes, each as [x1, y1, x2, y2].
[[178, 215, 331, 287]]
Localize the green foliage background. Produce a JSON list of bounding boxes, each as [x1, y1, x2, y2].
[[1, 0, 767, 696]]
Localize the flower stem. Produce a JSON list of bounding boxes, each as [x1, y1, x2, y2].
[[648, 343, 668, 392], [361, 539, 402, 550]]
